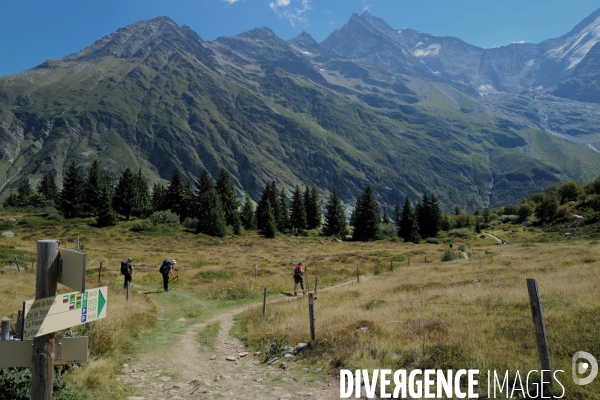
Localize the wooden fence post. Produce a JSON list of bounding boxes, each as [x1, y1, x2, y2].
[[254, 264, 258, 279], [356, 266, 360, 283], [526, 278, 552, 379], [314, 277, 319, 293], [32, 240, 59, 400], [390, 261, 394, 272], [263, 287, 268, 317], [308, 292, 316, 341], [14, 256, 20, 271], [98, 262, 103, 283], [408, 257, 411, 267], [1, 317, 9, 341]]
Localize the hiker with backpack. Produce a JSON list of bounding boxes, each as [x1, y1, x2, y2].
[[121, 258, 134, 289], [159, 259, 176, 291], [293, 261, 306, 296]]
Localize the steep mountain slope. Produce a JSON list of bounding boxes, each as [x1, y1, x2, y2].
[[1, 11, 600, 212]]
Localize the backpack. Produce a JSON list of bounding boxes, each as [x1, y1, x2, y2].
[[159, 260, 171, 274], [120, 260, 130, 275], [293, 265, 303, 277]]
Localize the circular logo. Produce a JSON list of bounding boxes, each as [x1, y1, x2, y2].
[[572, 351, 598, 386]]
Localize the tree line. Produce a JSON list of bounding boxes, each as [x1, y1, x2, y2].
[[2, 163, 448, 241]]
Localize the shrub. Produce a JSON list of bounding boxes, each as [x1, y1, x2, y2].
[[183, 217, 199, 230], [130, 222, 156, 232], [458, 244, 466, 252], [426, 238, 440, 244], [498, 214, 518, 223], [149, 210, 180, 226], [441, 249, 458, 262], [448, 229, 471, 239]]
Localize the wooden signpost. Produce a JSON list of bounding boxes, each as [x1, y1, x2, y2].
[[0, 239, 103, 400]]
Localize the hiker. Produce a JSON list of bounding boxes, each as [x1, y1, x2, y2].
[[293, 261, 306, 296], [121, 257, 134, 289], [449, 241, 453, 249], [159, 259, 176, 291]]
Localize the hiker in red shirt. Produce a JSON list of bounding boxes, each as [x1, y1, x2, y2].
[[293, 261, 306, 296]]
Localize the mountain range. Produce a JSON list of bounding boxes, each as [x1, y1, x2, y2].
[[2, 9, 600, 212]]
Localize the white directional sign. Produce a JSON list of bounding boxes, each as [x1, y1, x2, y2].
[[0, 337, 88, 368], [23, 287, 107, 339], [58, 248, 87, 293]]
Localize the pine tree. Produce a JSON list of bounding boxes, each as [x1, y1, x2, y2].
[[113, 168, 137, 220], [180, 180, 195, 223], [290, 185, 306, 233], [382, 208, 391, 224], [16, 181, 34, 206], [60, 162, 85, 218], [38, 173, 59, 205], [96, 181, 117, 227], [240, 192, 256, 230], [305, 186, 322, 229], [84, 160, 103, 216], [323, 188, 347, 238], [429, 194, 442, 238], [151, 182, 168, 212], [195, 170, 226, 237], [216, 169, 242, 234], [261, 201, 278, 238], [277, 189, 290, 233], [399, 196, 420, 243], [166, 168, 185, 219], [132, 169, 152, 218], [351, 186, 381, 241], [256, 183, 279, 234], [393, 203, 401, 227]]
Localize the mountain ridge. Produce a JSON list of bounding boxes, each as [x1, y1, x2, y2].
[[2, 10, 600, 212]]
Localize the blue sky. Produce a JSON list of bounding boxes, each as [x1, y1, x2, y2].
[[1, 0, 599, 76]]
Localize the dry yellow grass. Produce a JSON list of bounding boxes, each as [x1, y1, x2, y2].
[[1, 213, 599, 398]]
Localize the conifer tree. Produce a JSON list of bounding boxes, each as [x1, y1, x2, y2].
[[166, 168, 185, 219], [277, 189, 290, 233], [113, 167, 136, 220], [305, 186, 322, 229], [393, 203, 401, 227], [382, 208, 391, 224], [38, 173, 59, 205], [60, 162, 85, 218], [323, 188, 347, 238], [399, 196, 420, 243], [216, 169, 242, 234], [261, 201, 278, 238], [290, 185, 306, 233], [240, 192, 256, 230], [256, 183, 278, 233], [96, 181, 117, 227], [351, 186, 381, 241], [195, 170, 226, 237], [132, 169, 152, 218], [84, 160, 103, 216], [180, 180, 195, 223], [152, 182, 168, 212]]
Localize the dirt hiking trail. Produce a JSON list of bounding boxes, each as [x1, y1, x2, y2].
[[118, 278, 376, 400]]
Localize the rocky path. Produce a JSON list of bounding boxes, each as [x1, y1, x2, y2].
[[120, 292, 348, 400]]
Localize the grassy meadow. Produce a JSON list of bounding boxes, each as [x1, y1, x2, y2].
[[0, 212, 599, 398]]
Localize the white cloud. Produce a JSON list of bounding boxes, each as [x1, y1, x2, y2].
[[223, 0, 240, 3], [269, 0, 311, 27]]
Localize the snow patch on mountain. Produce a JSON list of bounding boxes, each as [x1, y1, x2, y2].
[[546, 16, 600, 70], [414, 43, 441, 57]]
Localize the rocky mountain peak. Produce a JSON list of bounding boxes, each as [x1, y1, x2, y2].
[[287, 31, 320, 54]]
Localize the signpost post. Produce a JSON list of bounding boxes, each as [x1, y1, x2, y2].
[[0, 239, 101, 399]]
